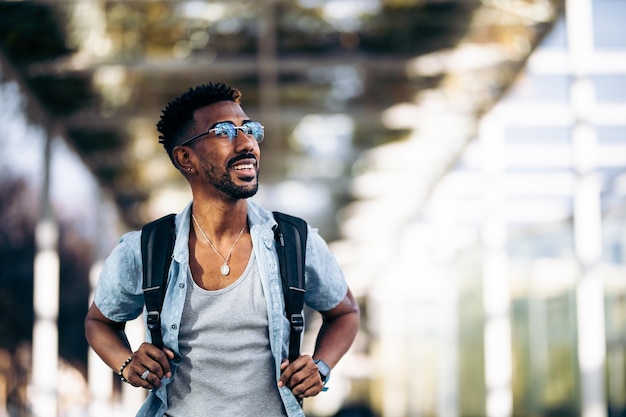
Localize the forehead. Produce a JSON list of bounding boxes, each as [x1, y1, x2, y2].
[[192, 100, 248, 127]]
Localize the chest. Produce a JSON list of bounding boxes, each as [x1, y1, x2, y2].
[[177, 254, 271, 362], [182, 255, 268, 332], [189, 235, 253, 290]]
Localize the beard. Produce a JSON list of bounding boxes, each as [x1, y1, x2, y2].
[[199, 154, 259, 199]]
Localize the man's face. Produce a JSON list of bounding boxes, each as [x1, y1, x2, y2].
[[188, 101, 261, 200]]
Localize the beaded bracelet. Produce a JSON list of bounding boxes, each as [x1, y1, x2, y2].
[[118, 355, 133, 384]]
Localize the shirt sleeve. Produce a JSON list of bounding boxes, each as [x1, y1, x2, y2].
[[303, 227, 348, 312], [93, 230, 145, 322]]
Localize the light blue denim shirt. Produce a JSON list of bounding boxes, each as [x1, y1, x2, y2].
[[94, 200, 348, 417]]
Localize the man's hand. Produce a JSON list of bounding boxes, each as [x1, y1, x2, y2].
[[85, 303, 177, 390], [277, 355, 325, 398], [122, 344, 175, 389]]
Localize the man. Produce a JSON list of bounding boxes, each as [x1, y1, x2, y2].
[[84, 82, 360, 417]]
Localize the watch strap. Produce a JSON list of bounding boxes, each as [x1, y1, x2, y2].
[[314, 359, 331, 389]]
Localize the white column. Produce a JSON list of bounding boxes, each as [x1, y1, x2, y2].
[[567, 1, 607, 416], [377, 283, 410, 417], [31, 132, 59, 417], [480, 114, 512, 417], [431, 186, 459, 417]]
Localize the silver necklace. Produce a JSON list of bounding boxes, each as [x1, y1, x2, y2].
[[192, 214, 246, 276]]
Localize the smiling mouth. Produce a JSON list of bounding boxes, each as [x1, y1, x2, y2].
[[232, 163, 254, 171]]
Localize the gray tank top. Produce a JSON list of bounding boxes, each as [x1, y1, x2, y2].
[[165, 254, 288, 417]]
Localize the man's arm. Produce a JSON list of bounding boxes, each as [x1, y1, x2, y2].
[[312, 287, 360, 368], [84, 302, 173, 388], [278, 288, 360, 398]]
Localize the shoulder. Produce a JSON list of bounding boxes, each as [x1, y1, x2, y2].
[[246, 199, 276, 227], [100, 230, 143, 282], [302, 228, 348, 311], [112, 230, 142, 261], [94, 230, 144, 321]]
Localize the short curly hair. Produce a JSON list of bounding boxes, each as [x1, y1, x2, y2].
[[156, 82, 241, 161]]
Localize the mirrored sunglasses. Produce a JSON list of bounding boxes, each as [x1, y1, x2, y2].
[[180, 121, 264, 146]]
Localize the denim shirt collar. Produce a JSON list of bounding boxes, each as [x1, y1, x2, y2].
[[172, 200, 277, 263]]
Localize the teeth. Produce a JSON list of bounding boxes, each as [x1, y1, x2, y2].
[[233, 164, 253, 170]]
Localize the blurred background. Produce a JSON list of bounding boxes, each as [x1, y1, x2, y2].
[[0, 0, 625, 416]]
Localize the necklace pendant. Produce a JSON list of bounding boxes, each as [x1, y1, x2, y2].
[[220, 262, 230, 276]]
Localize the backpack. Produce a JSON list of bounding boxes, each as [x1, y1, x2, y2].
[[140, 211, 308, 362]]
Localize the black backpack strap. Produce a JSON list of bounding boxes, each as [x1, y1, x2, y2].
[[141, 214, 176, 349], [272, 211, 308, 362]]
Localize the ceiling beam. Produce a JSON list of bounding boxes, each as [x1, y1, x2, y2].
[[27, 54, 415, 78]]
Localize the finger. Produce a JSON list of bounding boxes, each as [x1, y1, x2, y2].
[[285, 362, 323, 396], [124, 362, 149, 389], [133, 357, 163, 381], [279, 357, 308, 385], [128, 363, 153, 388], [163, 347, 176, 360], [148, 350, 170, 378], [143, 367, 165, 388], [290, 372, 323, 398], [129, 345, 168, 386], [299, 383, 323, 398], [283, 367, 311, 392], [290, 378, 314, 397], [140, 360, 164, 381], [139, 369, 152, 384], [161, 347, 175, 378], [278, 360, 291, 388], [137, 343, 171, 378]]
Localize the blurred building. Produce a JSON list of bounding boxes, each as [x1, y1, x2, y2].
[[1, 0, 625, 416], [336, 1, 626, 416]]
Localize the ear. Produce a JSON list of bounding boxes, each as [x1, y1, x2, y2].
[[172, 146, 194, 173]]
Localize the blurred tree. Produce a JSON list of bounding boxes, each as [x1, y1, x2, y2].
[[58, 213, 93, 370], [0, 171, 93, 412], [0, 174, 35, 417], [0, 174, 36, 349]]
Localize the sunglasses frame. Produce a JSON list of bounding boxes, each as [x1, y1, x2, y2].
[[179, 120, 264, 146]]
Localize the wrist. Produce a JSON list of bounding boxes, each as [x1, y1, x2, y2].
[[118, 354, 133, 384], [313, 359, 331, 388]]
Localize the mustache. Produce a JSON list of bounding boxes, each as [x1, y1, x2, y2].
[[228, 153, 257, 167]]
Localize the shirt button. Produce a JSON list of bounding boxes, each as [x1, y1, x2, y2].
[[171, 324, 177, 330], [179, 283, 185, 289]]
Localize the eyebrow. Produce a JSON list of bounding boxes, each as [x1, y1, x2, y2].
[[205, 118, 252, 129]]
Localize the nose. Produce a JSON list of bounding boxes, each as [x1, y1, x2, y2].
[[233, 127, 256, 150], [230, 126, 251, 139]]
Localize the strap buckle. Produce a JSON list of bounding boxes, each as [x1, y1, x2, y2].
[[146, 311, 161, 331], [290, 313, 304, 333]]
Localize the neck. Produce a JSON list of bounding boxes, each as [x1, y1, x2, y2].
[[190, 198, 248, 239]]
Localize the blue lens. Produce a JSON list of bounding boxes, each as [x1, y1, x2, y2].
[[210, 121, 264, 143], [212, 123, 238, 140], [243, 121, 264, 142]]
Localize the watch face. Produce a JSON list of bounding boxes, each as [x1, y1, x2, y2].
[[314, 359, 331, 380]]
